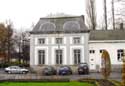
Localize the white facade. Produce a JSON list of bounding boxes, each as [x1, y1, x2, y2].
[[89, 40, 124, 70], [30, 32, 124, 71], [30, 33, 89, 66], [30, 16, 124, 71]]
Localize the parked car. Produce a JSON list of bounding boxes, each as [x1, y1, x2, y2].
[[78, 63, 89, 75], [5, 66, 29, 74], [42, 66, 57, 75], [58, 66, 72, 75]]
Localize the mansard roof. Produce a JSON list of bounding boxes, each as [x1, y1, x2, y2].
[[30, 15, 89, 34], [90, 30, 125, 40]]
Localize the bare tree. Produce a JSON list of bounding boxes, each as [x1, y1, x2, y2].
[[114, 0, 125, 29], [6, 20, 14, 62], [0, 21, 14, 63], [21, 31, 30, 64], [112, 0, 115, 29], [103, 0, 108, 30], [86, 0, 97, 30], [13, 30, 30, 64]]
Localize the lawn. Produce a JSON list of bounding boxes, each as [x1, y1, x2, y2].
[[0, 82, 95, 86]]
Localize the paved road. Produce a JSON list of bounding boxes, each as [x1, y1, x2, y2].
[[0, 70, 122, 81]]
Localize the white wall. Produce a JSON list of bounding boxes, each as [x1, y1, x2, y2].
[[30, 33, 89, 66], [89, 41, 124, 70]]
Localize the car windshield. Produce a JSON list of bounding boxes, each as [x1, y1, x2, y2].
[[79, 63, 88, 67], [45, 67, 53, 70], [60, 66, 69, 70]]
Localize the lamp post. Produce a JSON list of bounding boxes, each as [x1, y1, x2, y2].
[[122, 50, 125, 86], [57, 31, 60, 50]]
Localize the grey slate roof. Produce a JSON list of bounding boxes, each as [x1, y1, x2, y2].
[[90, 30, 125, 40], [30, 15, 89, 34]]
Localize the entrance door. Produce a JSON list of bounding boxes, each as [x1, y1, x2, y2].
[[89, 50, 96, 70]]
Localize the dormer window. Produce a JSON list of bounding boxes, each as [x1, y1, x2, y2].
[[56, 38, 63, 44], [73, 37, 81, 44], [38, 38, 45, 44]]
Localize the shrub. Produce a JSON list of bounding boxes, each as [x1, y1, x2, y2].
[[101, 50, 111, 79]]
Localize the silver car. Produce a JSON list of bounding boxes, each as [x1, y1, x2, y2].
[[5, 66, 29, 74]]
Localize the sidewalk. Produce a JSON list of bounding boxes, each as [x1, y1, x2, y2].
[[70, 72, 121, 81]]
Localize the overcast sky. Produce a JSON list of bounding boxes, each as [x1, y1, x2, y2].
[[0, 0, 115, 31]]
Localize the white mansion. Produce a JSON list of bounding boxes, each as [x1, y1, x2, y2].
[[30, 15, 124, 71]]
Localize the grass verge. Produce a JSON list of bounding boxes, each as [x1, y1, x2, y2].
[[109, 80, 121, 86], [0, 81, 96, 86]]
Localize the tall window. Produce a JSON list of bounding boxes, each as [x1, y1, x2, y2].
[[74, 49, 81, 64], [56, 38, 63, 44], [117, 49, 123, 61], [38, 50, 45, 64], [38, 38, 45, 44], [73, 37, 80, 44], [55, 49, 63, 64]]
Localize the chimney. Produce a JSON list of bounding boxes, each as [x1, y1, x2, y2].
[[120, 23, 124, 30]]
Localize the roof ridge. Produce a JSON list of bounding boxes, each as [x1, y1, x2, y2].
[[91, 29, 125, 31], [40, 15, 84, 19]]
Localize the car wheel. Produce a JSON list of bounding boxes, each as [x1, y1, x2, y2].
[[68, 71, 72, 75], [59, 72, 62, 75], [8, 71, 11, 74], [78, 72, 81, 75], [46, 73, 49, 76], [85, 71, 88, 74], [86, 71, 89, 74], [22, 71, 26, 74], [70, 71, 72, 75], [54, 72, 56, 75]]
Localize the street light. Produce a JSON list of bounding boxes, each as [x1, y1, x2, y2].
[[122, 50, 125, 86]]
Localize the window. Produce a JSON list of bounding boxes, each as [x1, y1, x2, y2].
[[38, 38, 45, 44], [89, 50, 95, 54], [73, 37, 80, 44], [117, 49, 123, 61], [38, 50, 45, 64], [55, 49, 63, 64], [74, 49, 81, 64], [100, 49, 104, 53], [56, 38, 63, 44]]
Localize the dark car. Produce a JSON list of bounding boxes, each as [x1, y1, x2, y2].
[[42, 66, 57, 75], [58, 66, 72, 75], [78, 63, 89, 75]]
